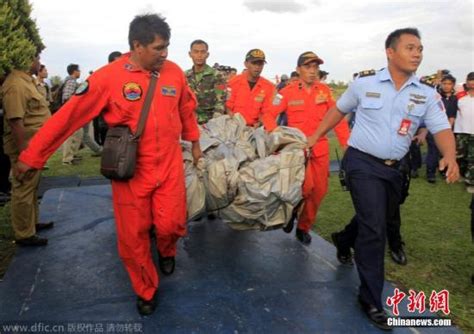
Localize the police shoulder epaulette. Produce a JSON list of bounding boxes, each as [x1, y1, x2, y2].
[[357, 69, 376, 78], [419, 77, 435, 88]]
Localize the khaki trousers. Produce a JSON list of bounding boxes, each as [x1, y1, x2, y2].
[[8, 155, 42, 239], [62, 128, 83, 163]]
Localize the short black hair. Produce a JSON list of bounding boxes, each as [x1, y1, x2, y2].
[[290, 71, 299, 78], [190, 39, 208, 50], [67, 64, 79, 75], [108, 51, 122, 63], [385, 28, 421, 49], [39, 64, 46, 71], [441, 74, 456, 84], [128, 14, 170, 50]]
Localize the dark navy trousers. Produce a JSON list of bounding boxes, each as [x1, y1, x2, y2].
[[340, 147, 403, 310], [426, 132, 440, 178]]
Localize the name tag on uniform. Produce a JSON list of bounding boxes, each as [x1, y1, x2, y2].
[[365, 92, 381, 98], [398, 118, 412, 136], [288, 99, 304, 106], [162, 86, 177, 96]]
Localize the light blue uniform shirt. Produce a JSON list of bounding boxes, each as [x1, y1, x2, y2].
[[337, 68, 450, 160]]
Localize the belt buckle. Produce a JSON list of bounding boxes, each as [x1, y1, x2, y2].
[[384, 159, 396, 166]]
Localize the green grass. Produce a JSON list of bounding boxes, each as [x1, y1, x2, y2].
[[320, 140, 474, 332], [41, 148, 102, 178], [1, 144, 473, 332]]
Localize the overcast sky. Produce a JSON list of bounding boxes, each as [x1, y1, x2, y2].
[[31, 0, 473, 83]]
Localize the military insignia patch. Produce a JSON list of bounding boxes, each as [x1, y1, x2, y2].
[[358, 69, 376, 78], [122, 82, 142, 101], [162, 86, 177, 96], [410, 93, 426, 100], [75, 81, 89, 95], [315, 91, 328, 104], [420, 77, 435, 88]]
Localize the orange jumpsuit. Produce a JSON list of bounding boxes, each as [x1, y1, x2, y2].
[[19, 54, 199, 301], [226, 74, 275, 126], [262, 80, 350, 232]]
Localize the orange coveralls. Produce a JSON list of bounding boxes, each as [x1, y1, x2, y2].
[[226, 74, 275, 126], [262, 80, 350, 232], [19, 54, 199, 301]]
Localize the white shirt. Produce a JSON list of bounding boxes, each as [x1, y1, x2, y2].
[[454, 93, 474, 134]]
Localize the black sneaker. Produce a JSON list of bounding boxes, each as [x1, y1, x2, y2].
[[15, 235, 48, 246], [295, 228, 312, 245], [136, 293, 157, 316]]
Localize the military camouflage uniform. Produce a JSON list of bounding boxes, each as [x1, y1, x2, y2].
[[456, 134, 474, 185], [185, 64, 226, 124]]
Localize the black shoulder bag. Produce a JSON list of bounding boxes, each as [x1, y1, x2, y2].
[[100, 71, 159, 180]]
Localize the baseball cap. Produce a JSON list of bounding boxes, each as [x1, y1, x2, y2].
[[297, 51, 324, 66], [245, 49, 266, 63]]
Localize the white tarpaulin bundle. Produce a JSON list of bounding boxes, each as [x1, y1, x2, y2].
[[183, 114, 307, 230]]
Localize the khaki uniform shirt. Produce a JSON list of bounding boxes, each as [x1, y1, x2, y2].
[[1, 70, 51, 155]]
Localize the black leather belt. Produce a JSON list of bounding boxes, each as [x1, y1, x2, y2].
[[350, 147, 400, 168]]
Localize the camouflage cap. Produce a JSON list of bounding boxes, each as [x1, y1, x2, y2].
[[245, 49, 266, 63], [297, 51, 324, 66]]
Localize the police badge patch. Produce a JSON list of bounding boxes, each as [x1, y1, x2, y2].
[[75, 81, 89, 95], [122, 82, 143, 101]]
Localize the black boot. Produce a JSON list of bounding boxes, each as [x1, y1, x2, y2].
[[331, 232, 353, 265], [295, 228, 312, 245], [158, 254, 175, 276], [15, 235, 48, 246], [283, 210, 297, 233], [136, 292, 157, 316], [389, 245, 407, 265], [35, 222, 54, 230]]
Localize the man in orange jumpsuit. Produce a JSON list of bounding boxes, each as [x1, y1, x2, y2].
[[15, 14, 201, 316], [262, 51, 350, 244], [226, 49, 275, 126]]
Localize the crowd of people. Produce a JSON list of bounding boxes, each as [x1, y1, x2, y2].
[[0, 12, 473, 330]]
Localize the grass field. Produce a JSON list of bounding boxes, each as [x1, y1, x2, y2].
[[0, 143, 473, 332]]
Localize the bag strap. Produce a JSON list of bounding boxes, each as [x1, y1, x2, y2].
[[134, 71, 159, 138]]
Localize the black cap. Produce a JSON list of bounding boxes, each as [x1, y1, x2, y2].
[[245, 49, 266, 63], [297, 51, 324, 66]]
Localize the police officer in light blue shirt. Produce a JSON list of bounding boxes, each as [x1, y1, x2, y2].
[[308, 27, 459, 331]]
